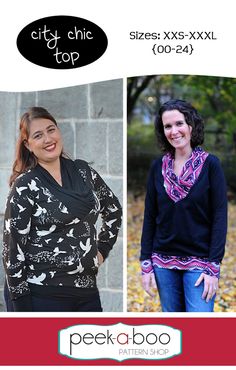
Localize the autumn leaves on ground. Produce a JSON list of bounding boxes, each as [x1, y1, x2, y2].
[[127, 193, 236, 312]]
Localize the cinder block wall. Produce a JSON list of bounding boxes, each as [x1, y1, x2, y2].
[[0, 79, 123, 312]]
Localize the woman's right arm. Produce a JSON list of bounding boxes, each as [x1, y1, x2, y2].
[[140, 161, 158, 295], [2, 176, 34, 311], [140, 160, 158, 260]]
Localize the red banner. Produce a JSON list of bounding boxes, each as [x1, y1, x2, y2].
[[0, 317, 235, 366]]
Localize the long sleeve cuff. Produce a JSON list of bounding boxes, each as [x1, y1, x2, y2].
[[203, 261, 220, 279], [141, 259, 154, 275], [97, 242, 111, 260]]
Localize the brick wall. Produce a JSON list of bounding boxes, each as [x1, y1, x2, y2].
[[0, 79, 123, 312]]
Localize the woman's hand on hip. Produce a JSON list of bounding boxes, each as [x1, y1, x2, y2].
[[195, 273, 219, 302], [97, 251, 104, 266], [142, 273, 157, 297]]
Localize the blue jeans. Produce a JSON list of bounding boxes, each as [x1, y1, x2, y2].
[[154, 267, 215, 312]]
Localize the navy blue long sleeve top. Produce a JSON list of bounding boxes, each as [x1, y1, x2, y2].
[[140, 154, 227, 263]]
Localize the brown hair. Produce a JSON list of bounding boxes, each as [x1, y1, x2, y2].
[[155, 99, 204, 155], [9, 107, 60, 186]]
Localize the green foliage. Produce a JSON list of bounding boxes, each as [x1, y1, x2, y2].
[[128, 75, 236, 144], [127, 119, 157, 155], [127, 75, 236, 194]]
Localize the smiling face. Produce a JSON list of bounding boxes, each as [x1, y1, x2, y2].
[[162, 110, 192, 152], [25, 118, 63, 165]]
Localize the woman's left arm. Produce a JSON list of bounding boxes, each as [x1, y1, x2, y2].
[[209, 157, 228, 262], [195, 157, 228, 301], [89, 166, 122, 262]]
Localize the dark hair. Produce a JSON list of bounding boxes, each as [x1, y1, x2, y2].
[[154, 99, 204, 154], [9, 107, 61, 186]]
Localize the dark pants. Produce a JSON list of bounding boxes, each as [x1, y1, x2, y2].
[[4, 281, 14, 312], [4, 281, 103, 312], [31, 294, 103, 312]]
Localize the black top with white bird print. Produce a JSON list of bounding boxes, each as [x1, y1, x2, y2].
[[2, 158, 122, 308]]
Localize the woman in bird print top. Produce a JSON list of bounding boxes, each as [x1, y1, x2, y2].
[[2, 107, 122, 312]]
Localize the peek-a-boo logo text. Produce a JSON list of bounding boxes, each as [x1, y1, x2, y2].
[[58, 323, 182, 361]]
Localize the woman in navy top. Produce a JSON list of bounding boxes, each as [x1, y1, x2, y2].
[[140, 99, 227, 312]]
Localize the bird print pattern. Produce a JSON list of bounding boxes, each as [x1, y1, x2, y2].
[[2, 162, 122, 300]]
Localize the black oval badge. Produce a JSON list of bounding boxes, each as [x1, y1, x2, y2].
[[17, 15, 108, 69]]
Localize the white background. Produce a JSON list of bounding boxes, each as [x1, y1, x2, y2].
[[0, 0, 235, 91]]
